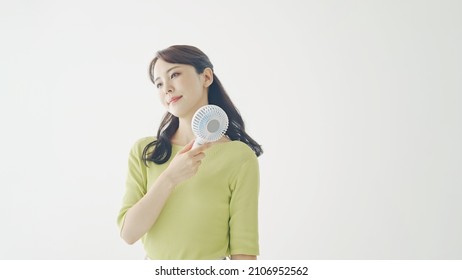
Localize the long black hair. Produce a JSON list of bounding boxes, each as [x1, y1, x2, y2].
[[142, 45, 263, 165]]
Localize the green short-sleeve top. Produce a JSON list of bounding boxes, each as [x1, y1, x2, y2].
[[117, 137, 260, 259]]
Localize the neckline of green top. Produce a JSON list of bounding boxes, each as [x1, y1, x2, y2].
[[171, 140, 237, 152]]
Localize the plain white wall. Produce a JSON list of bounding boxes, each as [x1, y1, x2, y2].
[[1, 0, 461, 259]]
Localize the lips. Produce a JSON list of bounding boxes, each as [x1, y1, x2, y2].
[[168, 96, 182, 105]]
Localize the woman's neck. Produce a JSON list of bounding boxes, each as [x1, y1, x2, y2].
[[171, 117, 195, 146], [170, 97, 210, 146]]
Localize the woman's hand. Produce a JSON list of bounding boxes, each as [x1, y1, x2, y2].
[[163, 139, 212, 186]]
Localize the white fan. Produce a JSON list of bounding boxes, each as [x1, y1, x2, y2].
[[191, 105, 229, 149]]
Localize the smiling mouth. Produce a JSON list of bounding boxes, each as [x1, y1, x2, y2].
[[168, 96, 182, 105]]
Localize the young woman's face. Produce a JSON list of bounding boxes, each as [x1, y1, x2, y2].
[[153, 59, 210, 119]]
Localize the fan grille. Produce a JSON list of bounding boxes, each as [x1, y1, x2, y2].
[[191, 105, 229, 142]]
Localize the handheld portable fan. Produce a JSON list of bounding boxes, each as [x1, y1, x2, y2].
[[191, 105, 229, 149]]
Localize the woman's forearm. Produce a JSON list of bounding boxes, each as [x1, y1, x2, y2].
[[231, 254, 257, 260], [120, 173, 176, 244]]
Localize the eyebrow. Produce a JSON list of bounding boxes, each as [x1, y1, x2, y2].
[[154, 66, 181, 83]]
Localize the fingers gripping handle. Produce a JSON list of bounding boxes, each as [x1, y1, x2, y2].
[[192, 138, 206, 150]]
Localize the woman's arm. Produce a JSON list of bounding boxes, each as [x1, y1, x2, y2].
[[120, 140, 211, 244], [228, 154, 260, 260], [231, 254, 257, 260], [120, 173, 175, 244]]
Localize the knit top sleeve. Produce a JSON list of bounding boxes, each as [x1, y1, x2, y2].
[[228, 152, 260, 256], [117, 138, 149, 231]]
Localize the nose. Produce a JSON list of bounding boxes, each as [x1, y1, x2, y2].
[[164, 81, 174, 95]]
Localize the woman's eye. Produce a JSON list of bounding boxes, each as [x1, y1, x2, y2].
[[156, 83, 163, 89], [171, 72, 180, 79]]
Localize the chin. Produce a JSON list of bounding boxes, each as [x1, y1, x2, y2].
[[168, 101, 204, 119], [168, 109, 188, 119]]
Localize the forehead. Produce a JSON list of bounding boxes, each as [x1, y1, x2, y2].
[[154, 59, 175, 72], [153, 59, 190, 77]]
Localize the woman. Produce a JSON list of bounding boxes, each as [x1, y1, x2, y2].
[[117, 45, 263, 260]]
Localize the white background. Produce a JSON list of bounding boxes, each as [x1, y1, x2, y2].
[[1, 0, 461, 259]]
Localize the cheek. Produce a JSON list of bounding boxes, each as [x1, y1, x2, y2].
[[181, 75, 200, 88], [158, 93, 168, 107]]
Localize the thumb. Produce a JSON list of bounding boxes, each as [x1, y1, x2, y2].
[[178, 139, 195, 154]]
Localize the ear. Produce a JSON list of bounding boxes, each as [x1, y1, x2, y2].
[[201, 67, 214, 88]]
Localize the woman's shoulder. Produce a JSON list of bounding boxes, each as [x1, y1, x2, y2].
[[130, 136, 156, 154], [135, 136, 156, 146], [228, 140, 256, 156], [210, 140, 257, 163]]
